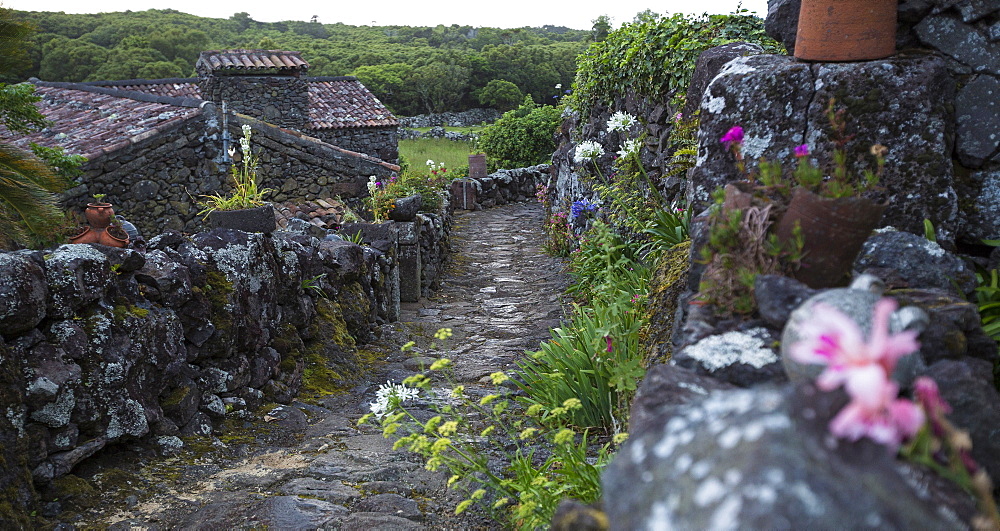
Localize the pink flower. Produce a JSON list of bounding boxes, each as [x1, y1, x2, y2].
[[604, 335, 613, 353], [789, 298, 919, 392], [794, 144, 810, 157], [719, 126, 744, 146], [829, 370, 925, 449]]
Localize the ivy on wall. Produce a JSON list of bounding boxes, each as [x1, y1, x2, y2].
[[569, 10, 783, 115]]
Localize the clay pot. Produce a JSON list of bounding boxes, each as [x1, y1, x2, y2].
[[68, 226, 99, 244], [99, 225, 131, 247], [84, 203, 114, 229], [794, 0, 897, 62], [774, 186, 885, 288]]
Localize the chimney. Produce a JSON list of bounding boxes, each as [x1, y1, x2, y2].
[[196, 50, 310, 130]]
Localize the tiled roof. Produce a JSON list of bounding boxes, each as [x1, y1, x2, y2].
[[196, 50, 309, 76], [308, 77, 398, 129], [83, 78, 203, 99], [0, 83, 203, 160], [88, 76, 398, 130]]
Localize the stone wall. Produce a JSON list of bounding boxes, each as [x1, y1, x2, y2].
[[63, 109, 399, 239], [0, 225, 395, 518], [199, 75, 309, 130], [451, 164, 550, 211], [312, 126, 399, 164], [398, 108, 500, 128]]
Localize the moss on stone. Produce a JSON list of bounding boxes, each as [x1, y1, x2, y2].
[[641, 240, 692, 366], [46, 474, 100, 512]]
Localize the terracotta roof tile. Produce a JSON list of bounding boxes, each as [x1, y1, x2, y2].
[[307, 77, 398, 130], [89, 77, 398, 130], [196, 50, 309, 75], [0, 84, 202, 160]]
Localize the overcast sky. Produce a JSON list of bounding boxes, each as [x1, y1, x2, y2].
[[8, 0, 769, 30]]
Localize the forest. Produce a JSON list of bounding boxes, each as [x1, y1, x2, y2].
[[5, 8, 605, 116]]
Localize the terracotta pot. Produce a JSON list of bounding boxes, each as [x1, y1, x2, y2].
[[84, 203, 114, 229], [68, 226, 99, 244], [468, 153, 487, 179], [774, 187, 885, 288], [208, 204, 277, 233], [99, 225, 130, 248], [794, 0, 897, 62]]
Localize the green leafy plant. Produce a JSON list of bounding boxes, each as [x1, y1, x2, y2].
[[476, 96, 562, 170], [198, 124, 274, 217], [975, 268, 1000, 344], [0, 142, 71, 249], [360, 339, 623, 530], [301, 273, 328, 298]]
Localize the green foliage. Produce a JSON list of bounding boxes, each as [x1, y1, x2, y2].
[[517, 220, 649, 430], [17, 9, 589, 115], [29, 142, 86, 180], [476, 79, 523, 112], [571, 11, 781, 114], [0, 82, 48, 133], [0, 143, 70, 249], [363, 162, 454, 222], [975, 269, 1000, 344], [362, 353, 621, 530], [197, 124, 273, 216], [642, 206, 692, 254], [476, 97, 562, 169], [398, 136, 475, 171]]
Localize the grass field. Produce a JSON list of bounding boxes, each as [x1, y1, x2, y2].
[[399, 137, 476, 172]]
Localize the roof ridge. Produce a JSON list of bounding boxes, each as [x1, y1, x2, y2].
[[81, 77, 199, 86], [306, 76, 360, 82], [30, 80, 205, 108]]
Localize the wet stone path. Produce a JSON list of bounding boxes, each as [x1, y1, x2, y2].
[[92, 201, 570, 530]]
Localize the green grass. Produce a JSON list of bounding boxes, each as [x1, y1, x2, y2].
[[399, 137, 476, 171], [410, 125, 486, 134]]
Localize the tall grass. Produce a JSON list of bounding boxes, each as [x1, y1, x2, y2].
[[399, 137, 475, 172]]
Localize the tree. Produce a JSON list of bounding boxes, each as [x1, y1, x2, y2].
[[591, 15, 612, 42], [477, 79, 522, 112], [38, 37, 108, 81], [410, 63, 470, 114], [0, 9, 73, 249]]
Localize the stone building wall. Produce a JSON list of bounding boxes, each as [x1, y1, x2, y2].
[[199, 75, 309, 130], [312, 126, 400, 164], [63, 108, 399, 240]]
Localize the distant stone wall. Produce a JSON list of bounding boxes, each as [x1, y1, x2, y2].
[[398, 108, 500, 128], [312, 126, 399, 164], [451, 164, 550, 211], [63, 108, 399, 239], [199, 75, 309, 130]]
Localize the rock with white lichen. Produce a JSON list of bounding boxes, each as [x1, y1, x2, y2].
[[604, 383, 977, 529], [670, 327, 786, 387], [688, 52, 959, 246]]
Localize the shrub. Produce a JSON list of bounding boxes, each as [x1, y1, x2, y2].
[[476, 96, 562, 170]]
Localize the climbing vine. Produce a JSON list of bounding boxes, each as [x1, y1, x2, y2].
[[569, 10, 783, 115]]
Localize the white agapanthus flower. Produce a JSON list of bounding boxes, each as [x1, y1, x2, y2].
[[574, 141, 605, 163], [369, 380, 420, 418], [607, 111, 638, 132], [617, 138, 642, 158]]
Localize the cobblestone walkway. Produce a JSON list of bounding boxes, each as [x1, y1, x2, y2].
[[93, 201, 569, 530]]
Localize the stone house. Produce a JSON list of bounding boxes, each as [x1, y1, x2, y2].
[[1, 50, 400, 237]]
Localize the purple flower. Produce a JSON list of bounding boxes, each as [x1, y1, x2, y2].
[[604, 335, 613, 353], [794, 144, 810, 158], [719, 126, 744, 146]]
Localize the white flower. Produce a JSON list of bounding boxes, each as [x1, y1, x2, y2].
[[555, 83, 562, 89], [241, 124, 252, 137], [369, 380, 419, 418], [366, 175, 378, 195], [573, 140, 605, 163], [617, 138, 641, 158], [426, 159, 435, 167], [607, 111, 637, 132]]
